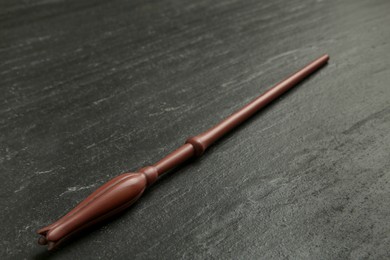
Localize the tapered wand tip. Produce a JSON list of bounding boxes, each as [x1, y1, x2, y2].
[[321, 53, 330, 62]]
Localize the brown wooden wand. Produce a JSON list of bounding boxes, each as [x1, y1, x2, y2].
[[37, 54, 329, 250]]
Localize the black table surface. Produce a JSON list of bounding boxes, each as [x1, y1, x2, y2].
[[1, 0, 390, 259]]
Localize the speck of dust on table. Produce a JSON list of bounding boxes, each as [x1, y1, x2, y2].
[[1, 0, 390, 259]]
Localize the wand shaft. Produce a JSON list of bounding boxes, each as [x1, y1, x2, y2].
[[153, 54, 329, 175]]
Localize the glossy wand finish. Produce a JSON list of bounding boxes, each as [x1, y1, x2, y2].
[[37, 54, 329, 250]]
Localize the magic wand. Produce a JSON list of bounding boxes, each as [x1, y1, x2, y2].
[[37, 54, 329, 250]]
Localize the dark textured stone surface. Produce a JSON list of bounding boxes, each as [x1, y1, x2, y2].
[[1, 0, 389, 259]]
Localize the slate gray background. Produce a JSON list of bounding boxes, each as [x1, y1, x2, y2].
[[1, 0, 389, 259]]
